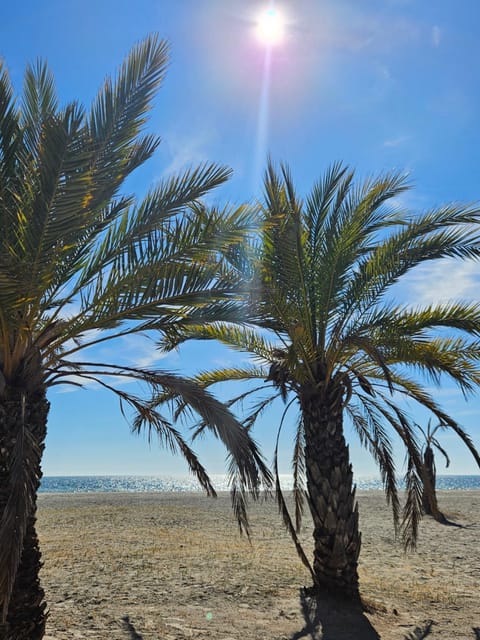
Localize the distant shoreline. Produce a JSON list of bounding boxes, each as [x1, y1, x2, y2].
[[38, 473, 480, 493]]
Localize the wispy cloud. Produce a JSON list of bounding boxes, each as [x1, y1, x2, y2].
[[431, 25, 442, 48], [54, 334, 176, 394], [112, 334, 171, 370], [162, 128, 216, 177], [378, 65, 392, 81], [321, 10, 421, 54], [405, 258, 480, 305], [383, 134, 411, 148]]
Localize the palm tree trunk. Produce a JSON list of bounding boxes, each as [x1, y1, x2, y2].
[[301, 386, 361, 600], [421, 447, 446, 523], [421, 446, 435, 515], [0, 388, 49, 640]]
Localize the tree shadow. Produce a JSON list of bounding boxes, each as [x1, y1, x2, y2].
[[289, 589, 381, 640], [435, 516, 465, 529], [402, 620, 432, 639], [121, 615, 144, 639], [472, 627, 480, 639]]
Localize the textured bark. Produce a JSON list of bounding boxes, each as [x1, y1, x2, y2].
[[421, 447, 447, 523], [421, 446, 436, 516], [0, 387, 49, 640], [301, 383, 361, 600]]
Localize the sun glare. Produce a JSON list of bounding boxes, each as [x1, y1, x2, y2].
[[256, 7, 285, 46]]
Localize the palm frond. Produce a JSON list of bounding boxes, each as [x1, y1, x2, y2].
[[339, 204, 480, 333], [86, 34, 168, 208], [378, 396, 434, 548], [292, 417, 307, 533], [378, 371, 480, 469], [430, 438, 450, 468], [0, 61, 21, 214], [21, 60, 58, 153], [402, 455, 424, 551], [273, 400, 315, 580], [160, 321, 280, 360], [346, 397, 400, 531]]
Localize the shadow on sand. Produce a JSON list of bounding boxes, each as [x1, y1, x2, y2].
[[436, 516, 465, 529], [289, 589, 381, 640], [402, 620, 433, 639], [121, 615, 144, 639]]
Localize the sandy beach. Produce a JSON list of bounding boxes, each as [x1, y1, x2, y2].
[[37, 490, 479, 640]]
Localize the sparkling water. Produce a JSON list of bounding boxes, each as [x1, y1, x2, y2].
[[39, 474, 480, 493]]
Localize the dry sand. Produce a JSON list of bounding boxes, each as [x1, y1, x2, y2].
[[37, 490, 480, 639]]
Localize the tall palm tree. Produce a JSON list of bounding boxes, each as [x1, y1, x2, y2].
[[162, 162, 480, 602], [0, 37, 269, 640], [418, 420, 451, 519]]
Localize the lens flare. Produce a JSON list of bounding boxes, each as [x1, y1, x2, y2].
[[256, 8, 285, 45]]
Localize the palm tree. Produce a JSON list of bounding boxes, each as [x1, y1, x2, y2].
[[0, 37, 269, 639], [162, 162, 480, 602], [418, 420, 451, 519]]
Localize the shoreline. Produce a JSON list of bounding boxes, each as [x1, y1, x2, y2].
[[38, 490, 480, 639]]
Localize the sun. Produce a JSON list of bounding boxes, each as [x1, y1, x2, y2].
[[256, 7, 285, 46]]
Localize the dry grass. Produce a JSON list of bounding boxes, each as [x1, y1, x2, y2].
[[38, 490, 480, 639]]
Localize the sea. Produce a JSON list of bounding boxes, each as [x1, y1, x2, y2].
[[38, 474, 480, 493]]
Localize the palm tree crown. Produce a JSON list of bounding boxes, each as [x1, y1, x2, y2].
[[165, 162, 480, 599], [0, 36, 269, 637]]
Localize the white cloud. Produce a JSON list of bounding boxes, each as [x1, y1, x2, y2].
[[383, 135, 411, 148], [431, 25, 442, 47], [405, 258, 480, 305], [53, 334, 174, 394], [325, 11, 421, 54], [113, 334, 169, 370], [378, 65, 392, 81], [162, 128, 216, 177]]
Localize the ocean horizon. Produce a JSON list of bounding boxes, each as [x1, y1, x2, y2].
[[39, 474, 480, 493]]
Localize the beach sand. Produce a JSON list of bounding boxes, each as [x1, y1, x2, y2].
[[37, 490, 479, 639]]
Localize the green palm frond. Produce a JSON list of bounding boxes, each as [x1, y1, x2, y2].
[[373, 394, 445, 547], [159, 321, 280, 361], [0, 62, 21, 208], [350, 366, 480, 472], [346, 398, 400, 530], [48, 360, 272, 519], [191, 380, 274, 445], [273, 399, 315, 579], [292, 417, 307, 533], [389, 338, 480, 392], [338, 333, 394, 392], [386, 302, 480, 337], [261, 163, 308, 315], [304, 162, 350, 254], [196, 367, 268, 387], [21, 60, 58, 152], [184, 383, 279, 441], [402, 456, 424, 551], [339, 204, 480, 334], [86, 35, 168, 208]]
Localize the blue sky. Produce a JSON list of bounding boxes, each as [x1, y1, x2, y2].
[[2, 0, 480, 477]]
